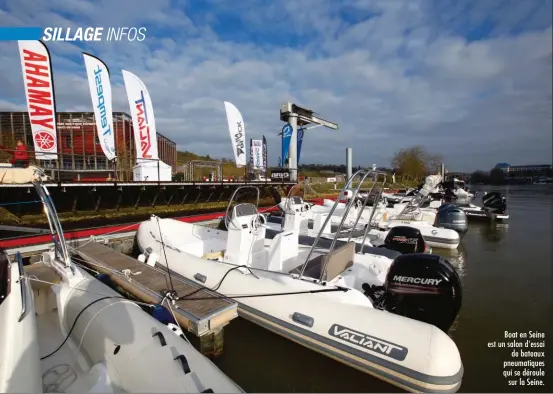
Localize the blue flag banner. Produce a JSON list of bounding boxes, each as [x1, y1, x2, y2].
[[281, 123, 293, 165], [297, 128, 304, 164]]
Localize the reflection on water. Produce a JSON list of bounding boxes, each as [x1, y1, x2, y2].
[[435, 244, 468, 279], [468, 221, 510, 243]]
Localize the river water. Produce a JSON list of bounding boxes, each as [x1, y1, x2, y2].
[[212, 184, 553, 393]]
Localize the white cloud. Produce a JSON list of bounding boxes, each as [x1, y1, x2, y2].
[[0, 0, 551, 171]]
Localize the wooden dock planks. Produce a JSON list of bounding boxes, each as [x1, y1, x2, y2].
[[74, 242, 238, 337]]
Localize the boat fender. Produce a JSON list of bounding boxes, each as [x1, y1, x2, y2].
[[151, 304, 176, 326]]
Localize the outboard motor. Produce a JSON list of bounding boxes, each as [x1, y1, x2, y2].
[[434, 204, 468, 237], [383, 226, 430, 254], [217, 217, 228, 231], [442, 188, 457, 203], [370, 254, 462, 332], [482, 192, 507, 214]]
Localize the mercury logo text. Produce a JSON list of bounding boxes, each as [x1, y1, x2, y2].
[[94, 66, 112, 138], [329, 324, 408, 361], [393, 275, 442, 286]]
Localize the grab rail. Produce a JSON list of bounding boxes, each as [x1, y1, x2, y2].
[[298, 168, 382, 280], [358, 181, 386, 248], [16, 252, 27, 322], [346, 172, 387, 243], [32, 169, 72, 269]]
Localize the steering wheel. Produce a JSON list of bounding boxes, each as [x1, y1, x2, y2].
[[250, 213, 267, 231]]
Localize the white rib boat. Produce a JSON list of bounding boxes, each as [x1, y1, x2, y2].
[[0, 174, 243, 394], [267, 193, 432, 256], [136, 170, 465, 393], [281, 176, 466, 250]]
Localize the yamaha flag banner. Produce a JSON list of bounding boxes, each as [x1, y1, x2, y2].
[[18, 40, 58, 160]]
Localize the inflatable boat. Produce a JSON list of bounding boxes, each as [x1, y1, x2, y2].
[[283, 177, 467, 250], [452, 192, 509, 221], [0, 175, 243, 394], [137, 171, 465, 393], [267, 195, 433, 256]]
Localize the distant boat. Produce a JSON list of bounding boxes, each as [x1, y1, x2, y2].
[[533, 177, 552, 184]]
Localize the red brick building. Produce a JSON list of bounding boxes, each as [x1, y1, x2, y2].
[[0, 111, 177, 176]]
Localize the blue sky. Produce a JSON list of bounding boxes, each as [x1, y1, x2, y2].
[[0, 0, 551, 171]]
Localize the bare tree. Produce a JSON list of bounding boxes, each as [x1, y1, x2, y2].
[[391, 146, 443, 181]]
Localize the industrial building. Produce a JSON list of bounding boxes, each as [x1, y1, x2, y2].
[[494, 163, 552, 177], [0, 111, 177, 180]]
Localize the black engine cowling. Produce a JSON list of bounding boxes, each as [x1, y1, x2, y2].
[[434, 204, 468, 237], [482, 192, 507, 214], [383, 226, 430, 254], [370, 253, 462, 332]]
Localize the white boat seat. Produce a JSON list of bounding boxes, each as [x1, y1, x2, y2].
[[24, 263, 60, 316], [289, 241, 355, 282], [24, 262, 61, 290]]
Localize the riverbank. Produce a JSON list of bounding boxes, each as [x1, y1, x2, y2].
[[0, 180, 416, 227]]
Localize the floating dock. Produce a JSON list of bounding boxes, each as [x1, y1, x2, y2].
[[73, 241, 238, 357], [0, 180, 293, 216]]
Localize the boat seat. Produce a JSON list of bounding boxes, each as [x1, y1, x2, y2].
[[24, 262, 61, 291], [23, 262, 60, 316], [289, 254, 324, 278], [289, 241, 355, 282]]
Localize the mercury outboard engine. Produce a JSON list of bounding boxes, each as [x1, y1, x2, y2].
[[383, 226, 430, 254], [434, 204, 468, 237], [365, 254, 462, 332], [482, 192, 507, 214]]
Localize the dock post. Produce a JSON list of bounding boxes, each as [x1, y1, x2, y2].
[[199, 327, 224, 358]]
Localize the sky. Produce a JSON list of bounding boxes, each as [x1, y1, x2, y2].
[[0, 0, 551, 172]]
